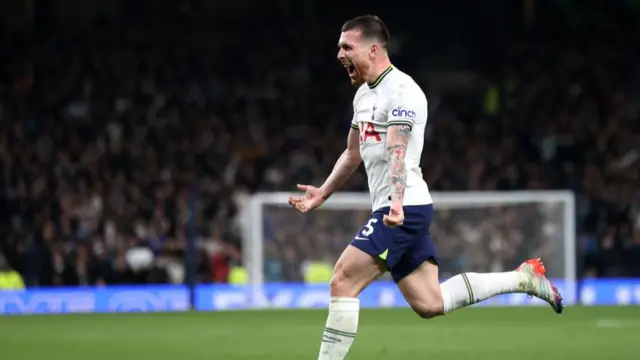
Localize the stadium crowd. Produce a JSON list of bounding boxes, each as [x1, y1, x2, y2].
[[1, 3, 639, 287]]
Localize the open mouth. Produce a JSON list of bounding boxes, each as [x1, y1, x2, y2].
[[345, 64, 356, 76]]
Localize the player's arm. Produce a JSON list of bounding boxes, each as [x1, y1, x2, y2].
[[386, 90, 417, 206], [386, 123, 410, 205], [318, 128, 362, 200]]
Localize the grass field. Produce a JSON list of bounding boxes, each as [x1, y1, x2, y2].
[[1, 307, 639, 360]]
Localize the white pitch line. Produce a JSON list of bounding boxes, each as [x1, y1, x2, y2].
[[595, 319, 640, 328]]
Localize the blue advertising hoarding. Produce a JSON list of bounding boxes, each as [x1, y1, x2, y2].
[[1, 279, 639, 315]]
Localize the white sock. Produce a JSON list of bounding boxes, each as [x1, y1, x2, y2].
[[318, 297, 360, 360], [440, 272, 524, 313]]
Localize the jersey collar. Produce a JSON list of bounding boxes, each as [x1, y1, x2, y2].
[[367, 65, 394, 89]]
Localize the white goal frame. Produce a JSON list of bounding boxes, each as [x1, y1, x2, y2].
[[245, 191, 576, 305]]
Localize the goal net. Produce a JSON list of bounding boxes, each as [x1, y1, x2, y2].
[[242, 191, 576, 308]]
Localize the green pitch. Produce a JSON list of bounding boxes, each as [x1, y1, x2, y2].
[[1, 307, 638, 360]]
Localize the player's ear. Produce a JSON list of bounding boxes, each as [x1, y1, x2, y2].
[[368, 44, 378, 60]]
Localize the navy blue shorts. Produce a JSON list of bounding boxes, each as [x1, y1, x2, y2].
[[350, 204, 438, 283]]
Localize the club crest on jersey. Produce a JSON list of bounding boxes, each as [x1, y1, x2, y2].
[[371, 105, 377, 121]]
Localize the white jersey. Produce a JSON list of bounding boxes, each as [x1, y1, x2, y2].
[[350, 66, 432, 211]]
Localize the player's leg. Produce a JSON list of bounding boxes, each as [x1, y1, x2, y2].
[[440, 259, 565, 314], [396, 257, 564, 318], [318, 244, 385, 360], [393, 204, 564, 318], [394, 258, 443, 318]]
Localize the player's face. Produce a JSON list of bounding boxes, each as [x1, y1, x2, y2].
[[337, 30, 371, 87]]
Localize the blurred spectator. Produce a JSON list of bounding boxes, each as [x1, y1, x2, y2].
[[0, 252, 25, 290]]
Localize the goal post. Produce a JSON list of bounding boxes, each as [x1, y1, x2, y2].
[[243, 191, 576, 307]]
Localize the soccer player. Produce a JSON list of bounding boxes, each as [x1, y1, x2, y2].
[[288, 15, 564, 360]]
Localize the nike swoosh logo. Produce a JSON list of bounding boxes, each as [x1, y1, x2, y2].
[[354, 236, 369, 241]]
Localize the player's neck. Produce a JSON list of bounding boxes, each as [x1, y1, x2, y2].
[[365, 60, 393, 88]]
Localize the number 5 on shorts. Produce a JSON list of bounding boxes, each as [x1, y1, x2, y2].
[[361, 218, 378, 237]]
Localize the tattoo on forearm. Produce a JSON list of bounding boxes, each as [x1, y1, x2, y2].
[[395, 125, 412, 137], [387, 124, 411, 203]]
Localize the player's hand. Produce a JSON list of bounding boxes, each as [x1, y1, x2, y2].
[[288, 184, 326, 213], [383, 202, 404, 227]]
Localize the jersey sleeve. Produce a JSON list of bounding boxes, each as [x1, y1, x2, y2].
[[350, 114, 358, 130], [351, 86, 366, 131], [386, 86, 420, 130]]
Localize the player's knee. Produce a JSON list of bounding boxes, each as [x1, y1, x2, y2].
[[329, 246, 382, 298], [409, 296, 444, 319], [329, 264, 357, 298], [329, 273, 358, 297], [329, 258, 369, 298]]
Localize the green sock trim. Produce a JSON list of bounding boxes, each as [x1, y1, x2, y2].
[[324, 327, 356, 338], [461, 273, 475, 304]]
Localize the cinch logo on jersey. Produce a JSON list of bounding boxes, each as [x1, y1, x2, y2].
[[391, 108, 416, 118]]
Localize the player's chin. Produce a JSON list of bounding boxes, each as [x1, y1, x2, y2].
[[349, 75, 365, 87]]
